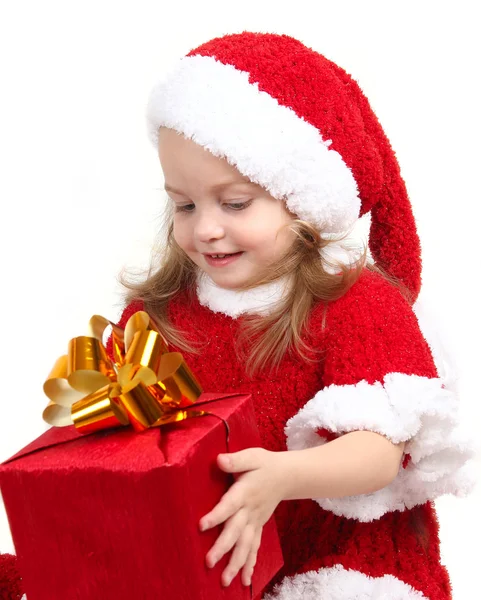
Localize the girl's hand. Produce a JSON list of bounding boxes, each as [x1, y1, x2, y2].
[[199, 447, 288, 588]]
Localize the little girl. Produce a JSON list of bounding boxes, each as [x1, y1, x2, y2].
[[111, 32, 474, 599]]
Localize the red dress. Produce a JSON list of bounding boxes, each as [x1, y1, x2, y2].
[[110, 269, 474, 600]]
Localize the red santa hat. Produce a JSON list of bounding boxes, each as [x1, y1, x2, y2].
[[146, 31, 422, 302]]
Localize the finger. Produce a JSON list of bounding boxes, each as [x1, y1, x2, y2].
[[200, 481, 244, 531], [205, 509, 248, 568], [241, 529, 262, 586], [217, 448, 266, 474], [222, 524, 256, 587]]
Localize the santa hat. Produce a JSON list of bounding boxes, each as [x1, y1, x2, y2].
[[146, 32, 422, 302]]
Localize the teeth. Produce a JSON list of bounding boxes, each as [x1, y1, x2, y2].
[[211, 254, 227, 258]]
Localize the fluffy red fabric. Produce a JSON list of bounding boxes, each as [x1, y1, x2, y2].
[[106, 269, 453, 599], [321, 269, 437, 387], [0, 553, 23, 600]]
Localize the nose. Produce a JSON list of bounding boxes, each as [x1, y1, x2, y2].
[[193, 208, 226, 244]]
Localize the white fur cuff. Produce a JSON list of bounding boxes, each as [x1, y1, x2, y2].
[[262, 564, 428, 599], [284, 373, 476, 521]]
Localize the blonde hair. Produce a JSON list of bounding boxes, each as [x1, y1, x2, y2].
[[119, 201, 412, 378]]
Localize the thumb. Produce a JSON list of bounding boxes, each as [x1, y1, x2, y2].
[[217, 448, 265, 473]]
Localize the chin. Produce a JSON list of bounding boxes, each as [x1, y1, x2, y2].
[[208, 273, 247, 290]]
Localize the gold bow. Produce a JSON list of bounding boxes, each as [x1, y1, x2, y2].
[[42, 311, 204, 434]]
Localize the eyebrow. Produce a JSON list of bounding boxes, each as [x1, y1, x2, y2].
[[164, 181, 257, 195]]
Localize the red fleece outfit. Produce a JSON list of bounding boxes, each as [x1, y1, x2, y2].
[[106, 269, 473, 600]]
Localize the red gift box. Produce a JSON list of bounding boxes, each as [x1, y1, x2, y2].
[[0, 393, 283, 600]]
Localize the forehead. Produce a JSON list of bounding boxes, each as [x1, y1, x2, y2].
[[158, 127, 262, 194], [164, 180, 260, 197]]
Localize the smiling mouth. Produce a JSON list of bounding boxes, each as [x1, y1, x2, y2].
[[207, 253, 238, 258], [204, 251, 243, 257], [203, 252, 244, 266]]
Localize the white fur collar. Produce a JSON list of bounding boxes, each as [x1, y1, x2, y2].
[[195, 239, 365, 318], [196, 272, 290, 318]]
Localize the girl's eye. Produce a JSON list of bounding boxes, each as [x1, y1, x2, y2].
[[173, 199, 253, 213], [175, 203, 195, 213], [225, 199, 253, 211]]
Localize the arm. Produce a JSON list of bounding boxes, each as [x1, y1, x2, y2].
[[198, 433, 405, 587], [281, 431, 406, 501]]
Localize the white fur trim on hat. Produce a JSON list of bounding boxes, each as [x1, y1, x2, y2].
[[262, 564, 428, 599], [284, 372, 476, 522], [146, 54, 360, 234]]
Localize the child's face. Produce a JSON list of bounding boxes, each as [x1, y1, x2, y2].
[[157, 127, 296, 290]]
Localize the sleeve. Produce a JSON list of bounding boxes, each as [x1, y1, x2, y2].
[[105, 299, 145, 361], [284, 272, 476, 522]]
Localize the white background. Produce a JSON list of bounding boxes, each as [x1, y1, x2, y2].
[[0, 1, 479, 598]]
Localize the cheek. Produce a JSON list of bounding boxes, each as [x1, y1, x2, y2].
[[242, 219, 293, 255], [173, 218, 192, 251]]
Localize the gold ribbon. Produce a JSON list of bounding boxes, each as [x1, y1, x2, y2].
[[43, 311, 204, 435]]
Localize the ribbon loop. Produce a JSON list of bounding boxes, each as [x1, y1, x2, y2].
[[157, 352, 203, 407], [71, 385, 130, 434], [124, 329, 167, 379], [43, 355, 85, 409]]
